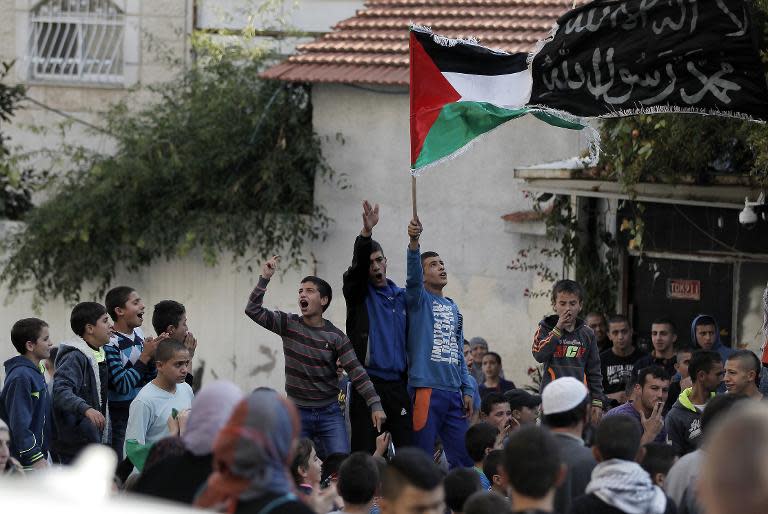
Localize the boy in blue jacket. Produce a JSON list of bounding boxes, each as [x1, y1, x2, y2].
[[406, 217, 474, 468], [0, 318, 53, 470]]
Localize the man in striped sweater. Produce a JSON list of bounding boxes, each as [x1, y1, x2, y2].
[[245, 255, 386, 459]]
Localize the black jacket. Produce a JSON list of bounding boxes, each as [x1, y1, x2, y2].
[[342, 235, 375, 368]]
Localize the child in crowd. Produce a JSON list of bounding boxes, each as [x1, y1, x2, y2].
[[246, 256, 385, 459], [640, 443, 679, 488], [465, 422, 500, 490], [152, 300, 198, 386], [53, 302, 112, 464], [124, 339, 193, 471], [482, 449, 507, 496], [532, 279, 604, 425], [0, 318, 53, 470], [406, 218, 474, 468], [105, 286, 162, 457], [445, 468, 482, 514], [332, 452, 381, 514], [291, 438, 323, 496]]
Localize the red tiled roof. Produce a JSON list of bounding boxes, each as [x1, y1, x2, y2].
[[262, 0, 583, 85]]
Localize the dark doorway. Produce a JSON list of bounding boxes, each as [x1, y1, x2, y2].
[[628, 257, 733, 351]]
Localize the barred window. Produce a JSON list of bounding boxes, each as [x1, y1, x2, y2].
[[29, 0, 125, 84]]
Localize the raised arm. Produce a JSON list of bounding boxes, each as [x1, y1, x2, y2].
[[244, 256, 288, 335], [406, 218, 425, 307], [531, 322, 561, 363], [343, 201, 379, 302]]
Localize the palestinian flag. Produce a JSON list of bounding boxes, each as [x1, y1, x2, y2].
[[409, 26, 582, 173]]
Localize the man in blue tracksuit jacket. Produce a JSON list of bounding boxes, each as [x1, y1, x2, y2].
[[406, 217, 474, 469]]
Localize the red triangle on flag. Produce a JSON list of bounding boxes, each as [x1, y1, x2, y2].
[[410, 32, 461, 167]]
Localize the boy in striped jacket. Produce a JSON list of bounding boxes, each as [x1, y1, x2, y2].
[[245, 255, 386, 459], [103, 286, 164, 458]]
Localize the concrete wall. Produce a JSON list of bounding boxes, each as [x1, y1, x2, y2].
[[308, 84, 585, 387]]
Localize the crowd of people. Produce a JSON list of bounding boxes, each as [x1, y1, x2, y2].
[[0, 200, 767, 514]]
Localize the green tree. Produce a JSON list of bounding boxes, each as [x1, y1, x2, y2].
[[1, 43, 335, 304], [0, 61, 43, 220]]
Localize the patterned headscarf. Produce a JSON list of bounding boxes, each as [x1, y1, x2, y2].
[[182, 380, 244, 456], [194, 389, 301, 513]]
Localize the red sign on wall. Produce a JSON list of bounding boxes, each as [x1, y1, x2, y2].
[[666, 279, 701, 301]]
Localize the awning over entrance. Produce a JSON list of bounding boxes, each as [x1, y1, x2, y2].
[[513, 159, 756, 210]]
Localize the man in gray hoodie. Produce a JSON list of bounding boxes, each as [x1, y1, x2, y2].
[[665, 350, 723, 456], [53, 302, 113, 464]]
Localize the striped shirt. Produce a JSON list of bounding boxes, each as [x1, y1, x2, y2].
[[105, 328, 156, 403], [245, 277, 382, 410]]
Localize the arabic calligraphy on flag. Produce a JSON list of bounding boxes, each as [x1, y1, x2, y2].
[[529, 0, 768, 120]]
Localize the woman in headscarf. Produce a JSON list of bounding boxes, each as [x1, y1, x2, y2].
[[195, 389, 316, 514], [133, 380, 243, 502]]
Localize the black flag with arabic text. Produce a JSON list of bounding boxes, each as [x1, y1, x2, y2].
[[529, 0, 768, 120]]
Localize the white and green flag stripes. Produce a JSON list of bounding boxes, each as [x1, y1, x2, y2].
[[409, 26, 582, 173]]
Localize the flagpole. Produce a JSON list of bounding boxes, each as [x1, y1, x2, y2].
[[411, 176, 418, 219]]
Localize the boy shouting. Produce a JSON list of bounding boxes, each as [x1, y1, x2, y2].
[[245, 255, 385, 458]]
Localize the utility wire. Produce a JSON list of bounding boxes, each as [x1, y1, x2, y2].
[[21, 95, 113, 136]]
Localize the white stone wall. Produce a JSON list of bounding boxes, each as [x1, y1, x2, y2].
[[308, 84, 585, 387]]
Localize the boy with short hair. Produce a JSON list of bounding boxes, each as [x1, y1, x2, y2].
[[599, 314, 645, 407], [480, 392, 511, 432], [333, 451, 380, 514], [124, 339, 193, 470], [724, 349, 763, 399], [152, 300, 198, 387], [465, 422, 500, 490], [502, 425, 565, 514], [532, 279, 604, 425], [246, 255, 385, 459], [104, 286, 163, 457], [640, 443, 678, 488], [635, 318, 678, 378], [664, 344, 693, 415], [665, 350, 723, 455], [571, 416, 675, 514], [445, 468, 482, 514], [406, 218, 474, 468], [380, 448, 445, 514], [482, 449, 507, 496], [53, 302, 113, 464], [0, 318, 53, 470]]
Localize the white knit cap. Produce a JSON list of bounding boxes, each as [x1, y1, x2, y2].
[[541, 377, 589, 415]]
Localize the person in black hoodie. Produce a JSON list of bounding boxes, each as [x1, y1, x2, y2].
[[343, 200, 410, 453], [53, 302, 113, 464], [0, 318, 53, 470]]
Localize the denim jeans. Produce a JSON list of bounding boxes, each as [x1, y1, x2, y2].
[[298, 401, 350, 460]]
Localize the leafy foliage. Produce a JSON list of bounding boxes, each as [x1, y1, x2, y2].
[[1, 47, 335, 303], [0, 61, 46, 220], [509, 196, 618, 315]]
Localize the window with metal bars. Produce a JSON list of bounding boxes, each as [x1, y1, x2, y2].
[[29, 0, 125, 84]]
